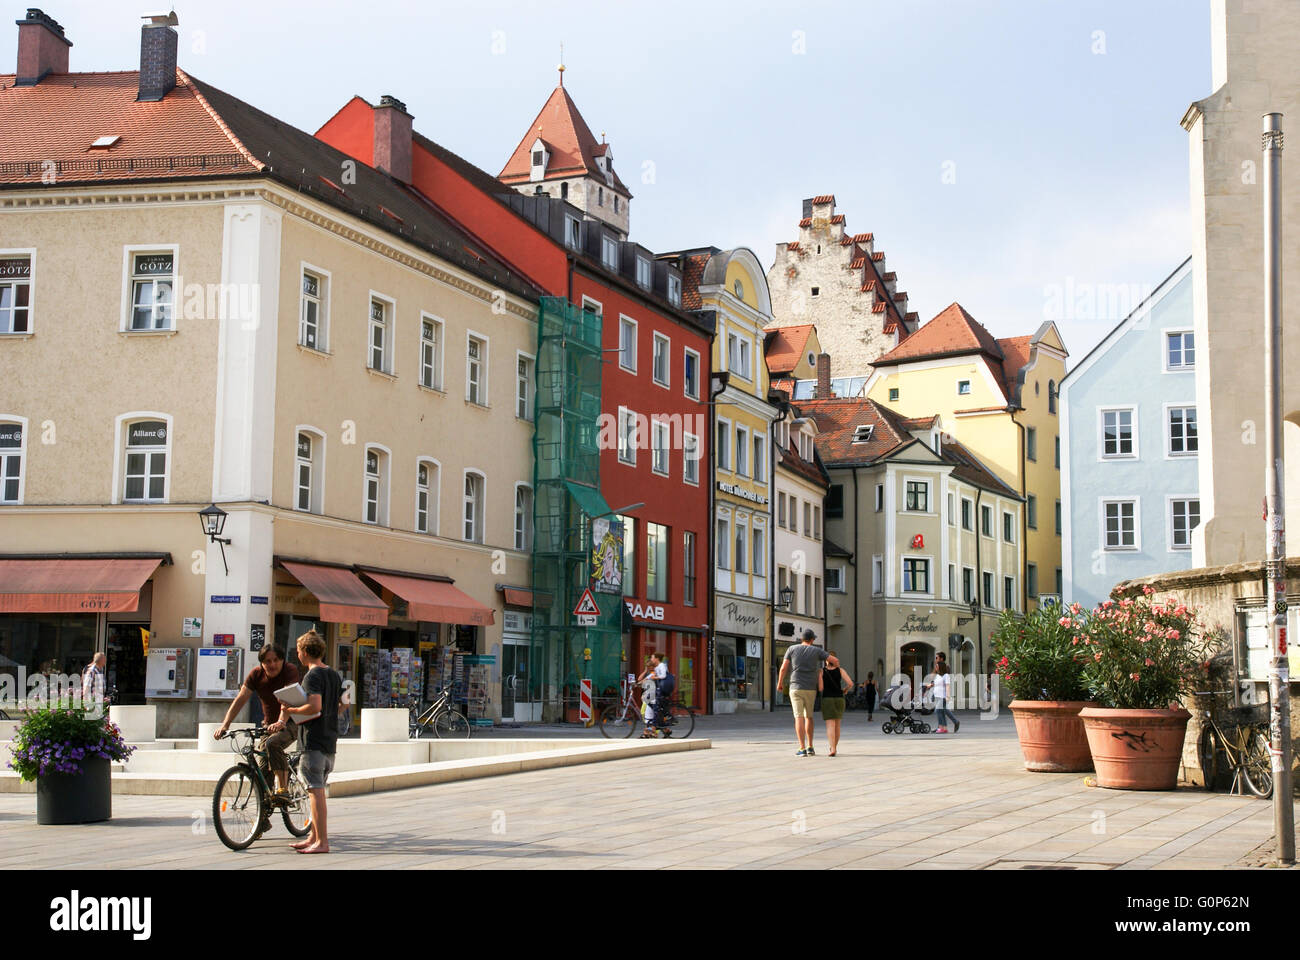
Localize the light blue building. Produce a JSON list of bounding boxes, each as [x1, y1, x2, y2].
[[1060, 259, 1199, 610]]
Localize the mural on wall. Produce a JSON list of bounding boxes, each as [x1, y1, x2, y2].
[[590, 517, 624, 595]]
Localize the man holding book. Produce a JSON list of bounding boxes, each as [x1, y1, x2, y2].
[[280, 630, 342, 854]]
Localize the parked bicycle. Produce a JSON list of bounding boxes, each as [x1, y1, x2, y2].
[[212, 727, 312, 850], [1194, 691, 1273, 799], [406, 689, 471, 739], [599, 684, 696, 739]]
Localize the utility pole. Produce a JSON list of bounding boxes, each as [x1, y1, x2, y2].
[[1262, 112, 1294, 865]]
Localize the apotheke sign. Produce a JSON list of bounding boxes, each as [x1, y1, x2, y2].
[[716, 481, 769, 506]]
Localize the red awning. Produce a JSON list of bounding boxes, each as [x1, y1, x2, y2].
[[501, 587, 534, 608], [279, 561, 388, 626], [364, 571, 495, 626], [0, 557, 163, 613]]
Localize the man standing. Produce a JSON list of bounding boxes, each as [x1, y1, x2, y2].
[[282, 630, 341, 854], [775, 629, 829, 757], [81, 652, 106, 707], [214, 644, 299, 795]]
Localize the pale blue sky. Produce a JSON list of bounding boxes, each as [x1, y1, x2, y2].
[[49, 0, 1212, 362]]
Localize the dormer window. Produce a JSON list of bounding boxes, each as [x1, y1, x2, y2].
[[601, 235, 619, 270], [667, 275, 681, 307], [565, 216, 581, 250], [529, 138, 549, 183], [90, 135, 121, 149], [852, 425, 874, 444], [636, 257, 652, 289]]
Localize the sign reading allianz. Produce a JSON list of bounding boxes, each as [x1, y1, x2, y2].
[[716, 481, 769, 506]]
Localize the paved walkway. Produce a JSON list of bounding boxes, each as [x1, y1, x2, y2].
[[0, 711, 1283, 869]]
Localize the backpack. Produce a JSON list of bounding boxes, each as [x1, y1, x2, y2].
[[659, 671, 676, 699]]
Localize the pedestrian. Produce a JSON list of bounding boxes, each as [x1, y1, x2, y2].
[[81, 652, 106, 706], [819, 652, 854, 757], [775, 628, 830, 757], [864, 670, 878, 720], [926, 653, 960, 734], [280, 630, 342, 853]]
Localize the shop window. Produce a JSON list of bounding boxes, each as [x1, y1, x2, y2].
[[0, 253, 32, 334], [0, 419, 24, 503], [121, 417, 169, 503], [462, 470, 485, 543]]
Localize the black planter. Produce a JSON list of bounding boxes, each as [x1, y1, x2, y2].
[[36, 755, 112, 825]]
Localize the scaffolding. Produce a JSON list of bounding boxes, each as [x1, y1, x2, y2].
[[531, 296, 624, 721]]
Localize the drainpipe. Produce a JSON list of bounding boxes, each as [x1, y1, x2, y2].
[[768, 401, 789, 712], [975, 487, 985, 671], [852, 466, 861, 682], [1012, 413, 1028, 613], [706, 368, 727, 717]]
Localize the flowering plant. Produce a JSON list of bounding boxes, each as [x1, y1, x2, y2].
[[1061, 587, 1211, 709], [990, 604, 1090, 702], [6, 701, 135, 781]]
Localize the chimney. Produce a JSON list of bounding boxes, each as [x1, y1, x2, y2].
[[14, 8, 71, 86], [801, 197, 813, 219], [137, 12, 178, 102], [815, 353, 832, 399], [373, 95, 413, 184]]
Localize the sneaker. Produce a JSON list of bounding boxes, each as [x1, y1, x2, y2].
[[935, 727, 948, 734], [807, 746, 816, 756], [953, 718, 961, 733], [795, 749, 808, 757]]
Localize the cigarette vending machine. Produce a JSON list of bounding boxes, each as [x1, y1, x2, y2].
[[196, 647, 244, 700], [144, 647, 193, 699]]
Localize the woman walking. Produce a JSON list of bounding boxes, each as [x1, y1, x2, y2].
[[927, 655, 960, 734], [864, 670, 877, 720], [819, 652, 854, 756]]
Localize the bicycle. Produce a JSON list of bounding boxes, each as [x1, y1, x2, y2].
[[1193, 692, 1273, 799], [212, 727, 312, 850], [599, 684, 696, 739], [406, 689, 471, 739]]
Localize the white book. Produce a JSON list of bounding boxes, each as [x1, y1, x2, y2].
[[273, 682, 319, 724]]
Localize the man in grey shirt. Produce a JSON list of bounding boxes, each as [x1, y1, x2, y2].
[[776, 629, 830, 756]]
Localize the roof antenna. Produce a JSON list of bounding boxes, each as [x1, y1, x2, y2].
[[557, 42, 565, 86]]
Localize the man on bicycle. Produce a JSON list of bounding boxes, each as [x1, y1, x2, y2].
[[214, 644, 299, 797], [636, 652, 668, 738]]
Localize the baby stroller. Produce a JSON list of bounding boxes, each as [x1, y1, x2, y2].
[[879, 684, 932, 735]]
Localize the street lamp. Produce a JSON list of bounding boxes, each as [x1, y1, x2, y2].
[[198, 503, 231, 576], [957, 598, 979, 625], [777, 585, 795, 611]]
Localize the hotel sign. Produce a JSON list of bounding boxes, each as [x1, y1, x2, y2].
[[716, 481, 769, 506]]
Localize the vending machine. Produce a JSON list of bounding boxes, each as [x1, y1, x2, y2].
[[144, 647, 193, 699], [196, 647, 244, 700]]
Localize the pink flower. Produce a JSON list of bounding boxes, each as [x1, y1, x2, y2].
[[1070, 603, 1082, 614], [1142, 585, 1154, 595], [1166, 629, 1180, 641], [1058, 617, 1072, 627], [1144, 658, 1155, 667], [1071, 638, 1079, 645], [1175, 605, 1186, 617], [1094, 653, 1103, 662], [1130, 672, 1141, 681]]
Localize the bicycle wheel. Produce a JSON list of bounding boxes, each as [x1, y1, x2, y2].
[[665, 703, 695, 739], [280, 769, 312, 838], [1242, 729, 1274, 799], [1197, 725, 1221, 791], [434, 709, 471, 739], [600, 703, 639, 739], [212, 764, 265, 851]]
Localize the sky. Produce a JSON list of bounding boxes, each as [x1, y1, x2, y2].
[[40, 0, 1212, 365]]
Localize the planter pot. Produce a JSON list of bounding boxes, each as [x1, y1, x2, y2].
[[1008, 700, 1093, 772], [1079, 706, 1192, 790], [36, 755, 112, 824]]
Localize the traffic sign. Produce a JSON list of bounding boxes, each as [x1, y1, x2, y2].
[[573, 588, 601, 617], [576, 614, 598, 627]]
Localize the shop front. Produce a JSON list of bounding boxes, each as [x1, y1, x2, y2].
[[770, 611, 824, 710], [499, 586, 541, 723], [623, 603, 707, 713], [713, 595, 768, 713], [883, 604, 983, 704]]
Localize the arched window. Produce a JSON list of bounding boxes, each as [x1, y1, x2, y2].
[[463, 470, 485, 543], [294, 427, 326, 514], [416, 459, 439, 534], [118, 414, 172, 503], [363, 445, 390, 525], [514, 483, 533, 551]]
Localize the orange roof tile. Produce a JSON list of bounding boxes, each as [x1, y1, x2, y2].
[[678, 253, 711, 310], [872, 251, 885, 262], [812, 194, 835, 204], [498, 83, 629, 195], [799, 217, 812, 227], [830, 214, 845, 224], [851, 232, 874, 243], [883, 271, 897, 281], [849, 256, 866, 269], [764, 324, 815, 375], [860, 280, 877, 293], [996, 335, 1034, 402], [872, 302, 887, 314]]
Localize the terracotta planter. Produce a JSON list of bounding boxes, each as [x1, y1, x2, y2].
[[1079, 706, 1192, 790], [1008, 700, 1093, 772]]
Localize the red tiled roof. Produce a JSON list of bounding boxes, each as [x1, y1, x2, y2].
[[771, 377, 797, 397], [893, 291, 907, 301], [840, 236, 853, 246], [872, 302, 887, 314], [777, 431, 830, 489], [764, 323, 815, 375], [830, 214, 845, 224], [883, 271, 897, 282], [860, 280, 877, 293], [872, 251, 885, 262], [955, 405, 1008, 415], [851, 232, 874, 243], [812, 194, 835, 204], [849, 256, 866, 269], [873, 303, 1005, 369], [678, 253, 711, 310], [996, 336, 1033, 403], [900, 415, 938, 430], [498, 83, 629, 195], [799, 217, 812, 227], [787, 241, 802, 252]]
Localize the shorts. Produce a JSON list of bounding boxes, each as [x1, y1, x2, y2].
[[821, 697, 845, 720], [301, 749, 335, 790], [789, 689, 817, 718]]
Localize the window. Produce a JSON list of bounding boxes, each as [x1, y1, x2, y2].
[[622, 517, 637, 595], [716, 515, 730, 570], [980, 505, 992, 537], [1048, 380, 1057, 414], [961, 498, 973, 530], [651, 419, 670, 476], [1027, 564, 1039, 598], [466, 334, 487, 404], [565, 216, 581, 249], [1026, 427, 1037, 462], [983, 571, 995, 608], [853, 425, 874, 443], [683, 433, 700, 485], [667, 275, 682, 307], [716, 419, 730, 471], [1055, 568, 1063, 596], [368, 296, 393, 373], [957, 380, 971, 395], [0, 420, 24, 503], [872, 556, 884, 595], [420, 317, 444, 390], [462, 471, 485, 543], [1004, 576, 1015, 611], [652, 333, 670, 387], [683, 348, 700, 399], [875, 484, 884, 512], [561, 182, 569, 199], [734, 515, 748, 574], [827, 566, 845, 592], [598, 186, 605, 207], [683, 532, 697, 605], [618, 407, 638, 466], [1056, 499, 1062, 535], [735, 425, 749, 477], [905, 480, 929, 512], [619, 316, 637, 372], [602, 235, 619, 270], [811, 286, 820, 298], [295, 432, 316, 513], [1166, 331, 1195, 371], [1167, 406, 1198, 456], [803, 574, 813, 615], [1003, 511, 1015, 542], [0, 254, 32, 334], [1055, 436, 1060, 469], [778, 492, 787, 528], [888, 387, 899, 402], [753, 434, 765, 483], [122, 419, 168, 502], [813, 506, 822, 539], [903, 558, 930, 594], [1170, 498, 1200, 550], [733, 278, 745, 300], [947, 564, 955, 600], [752, 525, 765, 578], [962, 567, 975, 604], [1027, 494, 1038, 529], [789, 497, 799, 534], [1101, 408, 1136, 458], [646, 523, 668, 601], [416, 460, 438, 534], [803, 501, 812, 536], [727, 333, 752, 380], [363, 446, 389, 525], [636, 257, 652, 289], [531, 149, 543, 166], [827, 485, 844, 518], [947, 493, 955, 525], [1103, 499, 1138, 550], [514, 484, 533, 551], [300, 269, 327, 351], [516, 353, 534, 420], [128, 251, 175, 330]]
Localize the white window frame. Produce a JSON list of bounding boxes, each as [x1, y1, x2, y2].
[[735, 424, 749, 478], [1098, 406, 1138, 460], [962, 566, 975, 604], [651, 418, 670, 477], [667, 275, 682, 307], [734, 512, 749, 574], [466, 330, 489, 406], [362, 444, 391, 526], [956, 379, 971, 396], [299, 262, 330, 353], [813, 505, 821, 540], [683, 347, 701, 400], [0, 415, 29, 504], [1004, 575, 1016, 612], [1167, 495, 1200, 552], [619, 315, 638, 373], [752, 522, 765, 578], [0, 249, 36, 336], [367, 291, 396, 375], [636, 256, 653, 290], [601, 235, 619, 270], [293, 425, 326, 515], [961, 497, 973, 530], [753, 432, 765, 484], [1100, 497, 1140, 552], [980, 504, 993, 538], [652, 332, 671, 388], [463, 469, 486, 544], [565, 215, 581, 250], [716, 512, 731, 571], [618, 406, 639, 466], [113, 412, 172, 504], [120, 245, 179, 333], [514, 482, 533, 551], [827, 565, 845, 593], [1164, 403, 1198, 458], [983, 571, 996, 609], [416, 458, 440, 535], [684, 432, 701, 486], [419, 313, 445, 391], [1163, 328, 1195, 372], [872, 555, 884, 596], [716, 417, 732, 472], [516, 351, 535, 421], [875, 484, 884, 513], [1003, 511, 1015, 543]]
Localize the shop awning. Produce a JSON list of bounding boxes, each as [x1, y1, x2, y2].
[[0, 556, 163, 613], [499, 586, 534, 608], [363, 571, 495, 626], [565, 481, 613, 520], [279, 561, 388, 626]]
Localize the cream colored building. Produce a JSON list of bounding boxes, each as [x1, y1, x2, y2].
[[0, 16, 537, 732], [1182, 0, 1300, 567]]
